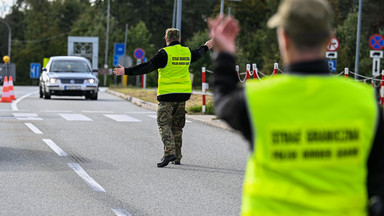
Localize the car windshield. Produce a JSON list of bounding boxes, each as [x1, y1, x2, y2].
[[50, 60, 91, 72]]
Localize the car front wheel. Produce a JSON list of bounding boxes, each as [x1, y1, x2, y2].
[[90, 92, 98, 100], [43, 85, 51, 99], [39, 85, 43, 98]]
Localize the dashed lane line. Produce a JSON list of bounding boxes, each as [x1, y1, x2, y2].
[[67, 163, 106, 193], [42, 139, 68, 157], [111, 208, 132, 216], [24, 123, 43, 134]]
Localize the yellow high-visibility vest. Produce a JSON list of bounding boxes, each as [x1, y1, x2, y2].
[[157, 44, 192, 96], [242, 75, 378, 216]]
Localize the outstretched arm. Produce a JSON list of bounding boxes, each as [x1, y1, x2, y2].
[[113, 49, 167, 76], [190, 39, 213, 63]]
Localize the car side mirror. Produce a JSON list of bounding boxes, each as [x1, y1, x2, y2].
[[92, 69, 98, 76], [42, 68, 47, 72]]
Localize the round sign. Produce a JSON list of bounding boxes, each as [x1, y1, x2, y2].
[[3, 55, 9, 64], [369, 34, 384, 50], [133, 48, 145, 60], [326, 37, 340, 51]]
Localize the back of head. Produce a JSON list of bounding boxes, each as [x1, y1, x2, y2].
[[267, 0, 333, 49], [164, 28, 180, 43]]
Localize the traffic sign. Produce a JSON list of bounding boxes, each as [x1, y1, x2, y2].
[[369, 34, 384, 50], [372, 58, 381, 76], [326, 60, 337, 72], [30, 63, 41, 79], [113, 43, 126, 66], [114, 43, 125, 56], [370, 50, 383, 58], [118, 55, 133, 68], [327, 37, 340, 51], [326, 51, 338, 59], [133, 48, 145, 59], [113, 55, 120, 66]]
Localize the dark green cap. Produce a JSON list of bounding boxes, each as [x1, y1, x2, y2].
[[164, 28, 180, 40], [267, 0, 333, 45]]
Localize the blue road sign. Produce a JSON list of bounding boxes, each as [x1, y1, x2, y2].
[[326, 60, 337, 72], [134, 48, 145, 59], [113, 43, 125, 66], [113, 55, 120, 66], [114, 43, 125, 56], [30, 63, 41, 79], [369, 34, 384, 50]]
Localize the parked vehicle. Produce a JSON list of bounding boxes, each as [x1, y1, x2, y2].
[[39, 56, 99, 100]]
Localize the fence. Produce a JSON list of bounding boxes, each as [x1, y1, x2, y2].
[[201, 64, 384, 113]]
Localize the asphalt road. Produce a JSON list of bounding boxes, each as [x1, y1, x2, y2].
[[0, 86, 248, 216]]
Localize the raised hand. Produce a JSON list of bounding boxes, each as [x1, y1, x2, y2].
[[208, 15, 240, 54]]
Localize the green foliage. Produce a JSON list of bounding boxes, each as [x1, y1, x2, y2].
[[188, 101, 214, 115], [126, 21, 157, 87], [0, 0, 383, 85], [185, 30, 212, 88]]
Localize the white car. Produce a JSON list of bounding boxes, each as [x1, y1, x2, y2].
[[39, 56, 99, 100]]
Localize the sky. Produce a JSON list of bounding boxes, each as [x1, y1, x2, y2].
[[0, 0, 15, 18]]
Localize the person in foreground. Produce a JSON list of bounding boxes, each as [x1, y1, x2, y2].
[[209, 0, 384, 215], [114, 28, 213, 167]]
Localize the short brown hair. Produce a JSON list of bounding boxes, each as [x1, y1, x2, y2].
[[164, 28, 180, 41]]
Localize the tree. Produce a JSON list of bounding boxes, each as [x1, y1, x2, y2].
[[185, 30, 212, 88]]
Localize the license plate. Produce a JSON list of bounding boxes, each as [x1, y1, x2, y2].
[[64, 85, 81, 90]]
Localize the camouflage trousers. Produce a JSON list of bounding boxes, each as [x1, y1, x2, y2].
[[157, 101, 186, 161]]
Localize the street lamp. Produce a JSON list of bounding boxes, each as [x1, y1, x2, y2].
[[220, 0, 241, 16], [0, 19, 11, 63], [171, 0, 182, 36]]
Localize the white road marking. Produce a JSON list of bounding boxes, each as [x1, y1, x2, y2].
[[59, 114, 93, 121], [42, 139, 68, 156], [12, 90, 38, 111], [111, 208, 132, 216], [148, 115, 192, 123], [68, 163, 106, 192], [104, 114, 142, 122], [13, 113, 43, 120], [25, 123, 43, 134]]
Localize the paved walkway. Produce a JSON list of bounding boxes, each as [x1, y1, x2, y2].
[[106, 89, 232, 130]]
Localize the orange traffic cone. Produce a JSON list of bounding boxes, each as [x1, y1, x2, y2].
[[1, 76, 11, 103], [9, 76, 16, 100]]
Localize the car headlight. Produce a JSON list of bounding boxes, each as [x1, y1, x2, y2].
[[87, 79, 96, 84], [49, 78, 58, 84]]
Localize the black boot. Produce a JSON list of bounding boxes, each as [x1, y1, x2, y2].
[[157, 155, 176, 167]]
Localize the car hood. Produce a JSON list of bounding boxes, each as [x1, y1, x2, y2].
[[47, 72, 96, 79]]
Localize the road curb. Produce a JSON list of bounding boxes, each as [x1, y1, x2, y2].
[[106, 89, 232, 131]]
